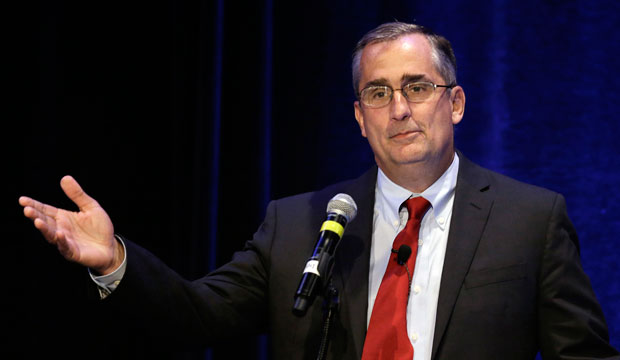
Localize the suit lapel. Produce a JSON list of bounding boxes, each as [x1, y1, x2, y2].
[[431, 154, 494, 359], [332, 166, 377, 359]]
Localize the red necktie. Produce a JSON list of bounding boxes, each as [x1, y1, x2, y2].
[[362, 196, 431, 360]]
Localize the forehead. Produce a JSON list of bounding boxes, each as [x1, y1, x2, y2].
[[359, 34, 438, 85]]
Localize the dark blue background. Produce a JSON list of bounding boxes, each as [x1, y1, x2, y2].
[[6, 1, 618, 358]]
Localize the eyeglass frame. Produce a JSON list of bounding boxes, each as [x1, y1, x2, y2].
[[357, 81, 456, 108]]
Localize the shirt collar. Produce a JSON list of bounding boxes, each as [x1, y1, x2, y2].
[[376, 153, 459, 229]]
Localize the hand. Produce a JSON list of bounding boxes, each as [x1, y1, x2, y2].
[[19, 175, 123, 275]]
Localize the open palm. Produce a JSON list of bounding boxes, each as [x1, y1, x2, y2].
[[19, 175, 122, 275]]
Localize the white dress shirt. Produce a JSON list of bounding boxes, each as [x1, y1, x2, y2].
[[368, 153, 459, 360]]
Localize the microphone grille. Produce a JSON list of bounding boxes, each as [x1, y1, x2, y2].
[[327, 193, 358, 222]]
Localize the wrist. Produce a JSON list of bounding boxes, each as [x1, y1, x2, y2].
[[95, 235, 126, 276]]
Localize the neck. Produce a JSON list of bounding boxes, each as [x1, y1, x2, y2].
[[378, 151, 455, 194]]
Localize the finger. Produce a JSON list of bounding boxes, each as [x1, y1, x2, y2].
[[22, 205, 39, 221], [24, 205, 59, 243], [19, 196, 59, 218], [23, 205, 53, 226], [33, 217, 59, 244], [18, 196, 32, 207], [60, 175, 99, 211]]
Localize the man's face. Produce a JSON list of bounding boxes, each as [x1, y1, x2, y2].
[[354, 34, 465, 179]]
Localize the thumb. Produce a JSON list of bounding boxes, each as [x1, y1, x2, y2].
[[60, 175, 99, 211]]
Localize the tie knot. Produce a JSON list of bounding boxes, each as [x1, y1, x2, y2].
[[404, 196, 431, 222]]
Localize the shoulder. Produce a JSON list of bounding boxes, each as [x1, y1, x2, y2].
[[269, 166, 378, 217], [459, 152, 561, 204], [456, 153, 578, 247]]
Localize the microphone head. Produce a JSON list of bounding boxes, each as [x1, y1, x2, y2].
[[397, 244, 412, 265], [326, 193, 358, 222]]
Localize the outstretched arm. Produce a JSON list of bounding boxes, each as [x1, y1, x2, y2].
[[19, 175, 123, 275]]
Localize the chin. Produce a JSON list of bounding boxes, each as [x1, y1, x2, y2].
[[392, 146, 428, 164]]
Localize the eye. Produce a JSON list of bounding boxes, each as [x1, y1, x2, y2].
[[369, 87, 389, 99], [406, 82, 430, 94]]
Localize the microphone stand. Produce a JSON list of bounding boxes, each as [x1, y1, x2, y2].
[[316, 278, 339, 360]]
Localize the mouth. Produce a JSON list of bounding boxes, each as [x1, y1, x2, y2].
[[390, 129, 421, 140]]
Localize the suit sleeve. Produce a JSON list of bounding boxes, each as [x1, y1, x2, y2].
[[538, 194, 619, 359], [100, 200, 278, 346]]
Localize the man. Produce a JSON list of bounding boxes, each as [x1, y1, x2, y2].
[[19, 22, 619, 359]]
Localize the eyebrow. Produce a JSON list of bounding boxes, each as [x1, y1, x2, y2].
[[401, 73, 430, 83], [361, 77, 391, 89]]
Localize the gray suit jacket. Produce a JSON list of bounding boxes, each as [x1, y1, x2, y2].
[[107, 152, 618, 359]]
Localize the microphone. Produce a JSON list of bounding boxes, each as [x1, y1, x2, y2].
[[393, 244, 412, 265], [392, 244, 413, 303], [292, 193, 358, 317]]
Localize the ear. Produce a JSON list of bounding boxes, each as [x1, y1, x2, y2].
[[354, 101, 367, 138], [450, 86, 466, 125]]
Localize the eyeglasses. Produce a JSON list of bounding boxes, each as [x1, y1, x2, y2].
[[358, 81, 455, 108]]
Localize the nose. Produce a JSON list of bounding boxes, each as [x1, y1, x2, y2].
[[390, 89, 412, 121]]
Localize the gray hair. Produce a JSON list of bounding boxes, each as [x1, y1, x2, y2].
[[352, 22, 457, 96]]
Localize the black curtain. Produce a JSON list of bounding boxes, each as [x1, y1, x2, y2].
[[6, 1, 619, 359]]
